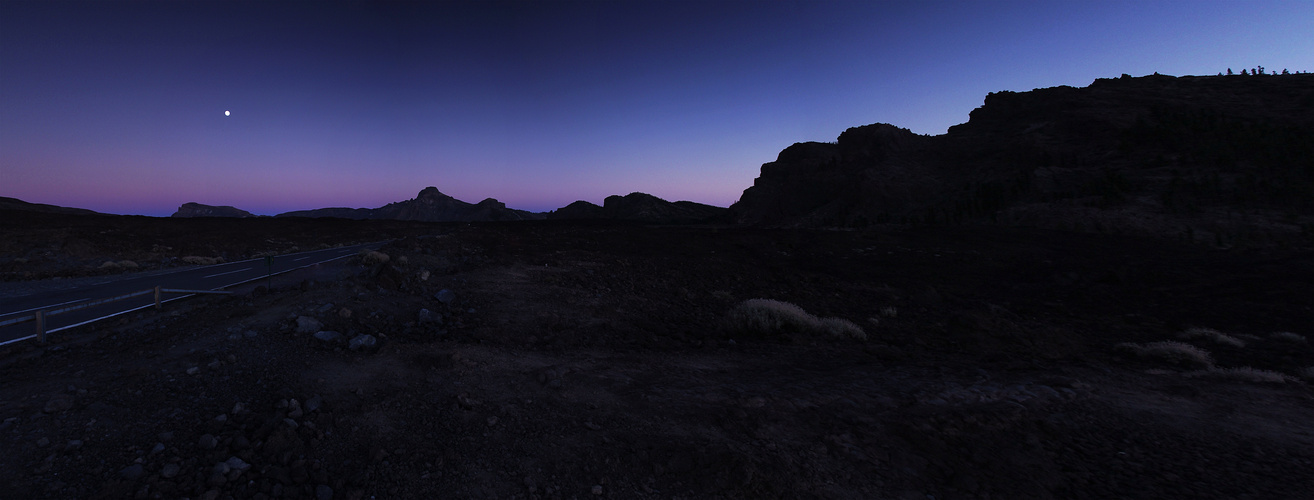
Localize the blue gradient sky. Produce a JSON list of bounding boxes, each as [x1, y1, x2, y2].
[[3, 1, 1312, 216]]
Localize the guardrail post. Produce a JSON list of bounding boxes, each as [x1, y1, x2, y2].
[[154, 286, 162, 310], [35, 310, 46, 343]]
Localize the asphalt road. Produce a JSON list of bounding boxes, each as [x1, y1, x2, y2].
[[0, 242, 384, 346]]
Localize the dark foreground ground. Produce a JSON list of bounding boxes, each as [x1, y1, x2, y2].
[[1, 215, 1313, 499]]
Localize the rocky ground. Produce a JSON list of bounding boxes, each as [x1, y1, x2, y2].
[[2, 219, 1313, 499]]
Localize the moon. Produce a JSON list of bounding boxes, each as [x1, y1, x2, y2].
[[224, 110, 230, 116]]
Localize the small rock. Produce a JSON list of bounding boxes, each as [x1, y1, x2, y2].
[[151, 442, 165, 454], [226, 456, 251, 471], [158, 431, 174, 442], [43, 397, 74, 413], [36, 437, 50, 447], [232, 402, 245, 414], [304, 396, 324, 413], [348, 334, 378, 351], [486, 416, 498, 427], [296, 316, 324, 334], [592, 485, 603, 495], [417, 308, 441, 324], [120, 463, 145, 480], [161, 463, 181, 479], [284, 418, 299, 429], [316, 484, 334, 500], [199, 433, 218, 450], [214, 414, 228, 423], [186, 366, 201, 376], [435, 289, 456, 304], [313, 330, 344, 343], [317, 303, 336, 314], [243, 330, 258, 338], [338, 307, 352, 319], [65, 439, 83, 451]]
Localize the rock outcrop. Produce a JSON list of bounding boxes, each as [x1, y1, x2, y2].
[[171, 202, 255, 218], [277, 187, 543, 222], [547, 192, 727, 223], [731, 73, 1314, 246]]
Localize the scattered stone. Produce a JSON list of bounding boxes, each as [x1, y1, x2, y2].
[[316, 484, 334, 500], [314, 331, 344, 343], [232, 402, 245, 414], [297, 316, 324, 334], [65, 440, 83, 451], [120, 463, 145, 480], [151, 442, 165, 454], [36, 437, 50, 448], [592, 485, 603, 495], [305, 396, 324, 413], [284, 418, 300, 429], [317, 303, 336, 314], [158, 431, 174, 442], [417, 308, 441, 324], [214, 414, 227, 423], [339, 307, 352, 319], [43, 397, 73, 413], [161, 463, 180, 479], [487, 416, 499, 427], [419, 270, 431, 281], [186, 367, 201, 376], [349, 334, 378, 351], [199, 433, 218, 450], [435, 289, 456, 304], [243, 329, 259, 338], [226, 456, 251, 471]]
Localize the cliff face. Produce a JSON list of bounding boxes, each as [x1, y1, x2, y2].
[[171, 202, 255, 218], [731, 73, 1314, 246], [547, 193, 727, 223], [277, 187, 544, 222]]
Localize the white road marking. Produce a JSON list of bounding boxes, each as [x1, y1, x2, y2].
[[203, 267, 253, 278], [2, 297, 89, 316], [293, 257, 311, 262]]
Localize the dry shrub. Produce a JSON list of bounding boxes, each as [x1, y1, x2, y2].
[[1269, 331, 1307, 343], [1178, 327, 1246, 348], [1187, 367, 1293, 384], [361, 251, 390, 266], [879, 306, 898, 318], [819, 317, 867, 340], [1116, 341, 1213, 368], [99, 260, 138, 269], [725, 299, 865, 340], [182, 256, 223, 265], [1298, 367, 1314, 381]]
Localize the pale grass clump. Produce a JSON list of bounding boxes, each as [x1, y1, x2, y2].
[[725, 299, 866, 340], [879, 306, 898, 318], [1269, 331, 1307, 343], [1187, 367, 1293, 384], [1178, 327, 1246, 348], [181, 256, 224, 265], [360, 250, 391, 266], [1116, 341, 1213, 368]]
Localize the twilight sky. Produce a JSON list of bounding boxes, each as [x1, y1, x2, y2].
[[2, 1, 1312, 216]]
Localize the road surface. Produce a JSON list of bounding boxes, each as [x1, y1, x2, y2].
[[0, 242, 384, 346]]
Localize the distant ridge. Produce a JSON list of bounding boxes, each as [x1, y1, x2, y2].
[[547, 192, 727, 223], [172, 202, 255, 218], [730, 72, 1314, 246], [276, 187, 544, 222], [0, 196, 101, 216]]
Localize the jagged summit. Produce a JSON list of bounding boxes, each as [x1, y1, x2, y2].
[[277, 187, 543, 222], [731, 72, 1314, 246]]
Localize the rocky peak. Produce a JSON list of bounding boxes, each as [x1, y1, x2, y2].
[[171, 202, 254, 218]]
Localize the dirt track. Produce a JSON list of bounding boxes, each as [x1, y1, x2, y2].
[[1, 220, 1312, 499]]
